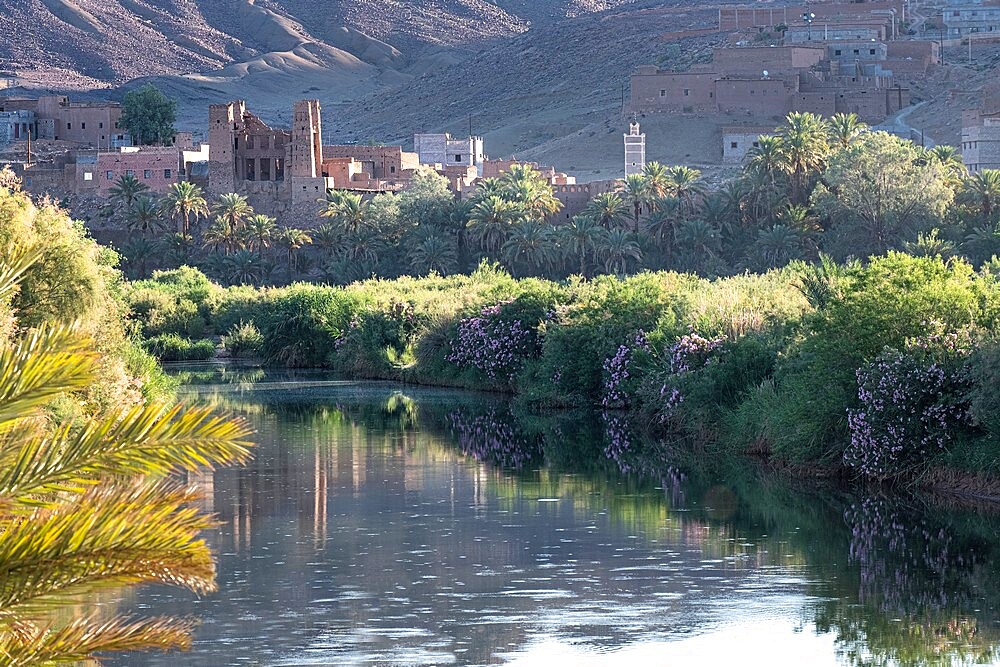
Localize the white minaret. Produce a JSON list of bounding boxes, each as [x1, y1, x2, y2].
[[624, 120, 645, 176]]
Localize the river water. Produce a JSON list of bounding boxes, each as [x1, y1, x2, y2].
[[107, 368, 1000, 666]]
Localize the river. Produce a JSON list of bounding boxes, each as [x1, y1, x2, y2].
[[106, 367, 1000, 666]]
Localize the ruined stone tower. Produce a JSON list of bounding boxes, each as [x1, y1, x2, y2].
[[624, 120, 645, 176], [207, 100, 245, 195], [289, 99, 322, 178]]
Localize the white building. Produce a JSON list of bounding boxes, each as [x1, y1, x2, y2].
[[962, 109, 1000, 173], [624, 121, 645, 176], [413, 133, 485, 172]]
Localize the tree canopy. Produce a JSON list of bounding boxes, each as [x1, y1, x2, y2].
[[120, 84, 178, 146]]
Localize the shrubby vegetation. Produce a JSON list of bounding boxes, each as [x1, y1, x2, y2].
[[123, 249, 1000, 484]]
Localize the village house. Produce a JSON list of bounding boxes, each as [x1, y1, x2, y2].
[[962, 85, 1000, 173], [943, 1, 1000, 37], [0, 95, 130, 148], [414, 133, 485, 174], [631, 42, 916, 124]]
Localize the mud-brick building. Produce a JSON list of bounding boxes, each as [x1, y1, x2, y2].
[[0, 95, 130, 148], [207, 99, 331, 209]]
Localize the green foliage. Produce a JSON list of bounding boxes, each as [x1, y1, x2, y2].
[[255, 285, 367, 367], [221, 321, 264, 359], [143, 334, 216, 362], [0, 250, 251, 665], [120, 84, 178, 145], [765, 253, 983, 462]]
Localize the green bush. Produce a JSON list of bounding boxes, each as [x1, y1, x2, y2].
[[222, 321, 264, 359], [255, 285, 367, 367], [767, 253, 983, 462], [143, 334, 216, 362]]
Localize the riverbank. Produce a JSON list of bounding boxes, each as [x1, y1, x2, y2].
[[128, 255, 1000, 487]]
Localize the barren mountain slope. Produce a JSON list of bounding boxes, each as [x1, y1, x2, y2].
[[0, 0, 646, 88]]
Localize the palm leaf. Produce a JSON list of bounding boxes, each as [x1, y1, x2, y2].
[[0, 483, 217, 613], [0, 403, 251, 502], [0, 615, 195, 665]]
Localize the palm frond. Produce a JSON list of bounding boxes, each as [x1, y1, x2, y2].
[[0, 403, 251, 501], [0, 483, 217, 613], [0, 615, 194, 665], [0, 326, 97, 431]]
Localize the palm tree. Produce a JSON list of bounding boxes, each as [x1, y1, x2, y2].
[[126, 196, 164, 237], [617, 174, 648, 233], [275, 227, 313, 283], [585, 192, 630, 230], [778, 112, 830, 204], [828, 112, 867, 148], [119, 237, 158, 278], [0, 251, 251, 664], [962, 169, 1000, 223], [641, 161, 670, 199], [246, 214, 276, 261], [343, 228, 386, 265], [224, 249, 261, 285], [320, 191, 370, 235], [201, 219, 231, 255], [903, 228, 956, 259], [108, 173, 149, 211], [499, 164, 562, 220], [161, 182, 209, 236], [598, 229, 642, 276], [643, 196, 681, 248], [665, 166, 706, 216], [162, 232, 194, 264], [745, 134, 784, 187], [501, 221, 555, 275], [213, 193, 253, 235], [408, 233, 458, 275], [751, 224, 802, 269], [559, 215, 605, 277], [469, 195, 519, 255], [963, 223, 1000, 265], [674, 218, 721, 271]]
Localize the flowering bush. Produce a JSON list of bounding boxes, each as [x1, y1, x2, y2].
[[844, 333, 972, 479], [447, 301, 540, 384], [655, 331, 725, 423], [601, 331, 650, 408]]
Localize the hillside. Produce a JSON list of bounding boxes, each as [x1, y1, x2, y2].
[[6, 0, 998, 178]]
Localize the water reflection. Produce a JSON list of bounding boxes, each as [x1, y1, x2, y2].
[[106, 371, 1000, 666]]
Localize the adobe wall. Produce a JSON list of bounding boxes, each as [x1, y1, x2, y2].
[[715, 79, 793, 116], [711, 46, 824, 77], [94, 148, 180, 194], [630, 71, 716, 113], [551, 180, 618, 223], [722, 128, 774, 164], [886, 40, 940, 65], [323, 145, 418, 179]]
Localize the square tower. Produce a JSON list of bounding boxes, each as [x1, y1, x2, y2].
[[624, 121, 645, 176], [289, 99, 322, 178], [207, 100, 245, 194]]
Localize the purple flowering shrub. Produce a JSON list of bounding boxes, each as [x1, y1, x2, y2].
[[446, 300, 547, 385], [653, 331, 725, 424], [601, 331, 651, 408], [844, 332, 972, 480]]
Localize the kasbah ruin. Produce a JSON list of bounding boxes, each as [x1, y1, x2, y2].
[[3, 0, 1000, 236]]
